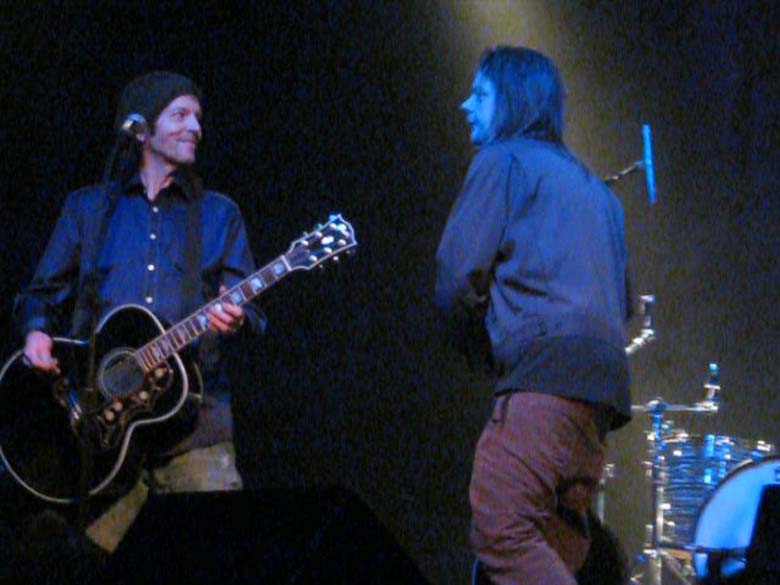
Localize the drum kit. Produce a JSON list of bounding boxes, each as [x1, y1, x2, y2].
[[602, 135, 780, 583], [620, 297, 779, 585]]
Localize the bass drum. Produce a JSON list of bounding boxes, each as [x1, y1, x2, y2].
[[692, 456, 780, 579]]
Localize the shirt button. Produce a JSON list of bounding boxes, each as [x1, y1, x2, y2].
[[150, 233, 157, 240], [152, 206, 159, 213], [145, 296, 153, 304], [147, 264, 155, 271]]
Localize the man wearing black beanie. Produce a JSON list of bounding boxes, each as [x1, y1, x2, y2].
[[12, 71, 265, 563]]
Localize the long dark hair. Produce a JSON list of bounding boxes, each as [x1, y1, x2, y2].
[[478, 46, 566, 145]]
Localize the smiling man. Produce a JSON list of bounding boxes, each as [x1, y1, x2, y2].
[[436, 47, 633, 584], [14, 71, 265, 563]]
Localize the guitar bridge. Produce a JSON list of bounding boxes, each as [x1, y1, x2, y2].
[[94, 362, 174, 450]]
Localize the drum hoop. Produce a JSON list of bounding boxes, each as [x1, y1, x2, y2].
[[692, 454, 780, 541]]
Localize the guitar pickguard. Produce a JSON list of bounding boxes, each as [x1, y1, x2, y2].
[[94, 349, 175, 450]]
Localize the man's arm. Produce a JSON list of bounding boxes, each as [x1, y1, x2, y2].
[[14, 193, 83, 371], [435, 147, 513, 318], [433, 148, 518, 366], [13, 194, 82, 339], [208, 206, 267, 338]]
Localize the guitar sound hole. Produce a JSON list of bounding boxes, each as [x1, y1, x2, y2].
[[99, 349, 146, 400]]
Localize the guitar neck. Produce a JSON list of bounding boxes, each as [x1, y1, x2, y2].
[[133, 255, 291, 372], [132, 213, 356, 373]]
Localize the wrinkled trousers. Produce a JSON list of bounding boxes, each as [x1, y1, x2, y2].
[[470, 392, 606, 585], [86, 441, 242, 553]]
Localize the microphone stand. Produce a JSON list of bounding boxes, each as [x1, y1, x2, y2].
[[626, 295, 656, 356], [604, 160, 644, 186], [75, 132, 127, 531], [603, 123, 656, 205], [76, 284, 102, 532]]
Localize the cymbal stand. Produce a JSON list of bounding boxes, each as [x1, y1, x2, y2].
[[597, 295, 656, 522], [626, 295, 656, 357], [596, 463, 616, 523], [629, 365, 721, 585]]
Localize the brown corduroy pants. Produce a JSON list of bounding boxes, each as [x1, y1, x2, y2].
[[470, 392, 607, 585]]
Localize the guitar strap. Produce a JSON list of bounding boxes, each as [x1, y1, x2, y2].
[[181, 173, 204, 405], [72, 182, 121, 334], [182, 171, 202, 317]]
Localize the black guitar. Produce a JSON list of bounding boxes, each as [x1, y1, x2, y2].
[[0, 215, 356, 503]]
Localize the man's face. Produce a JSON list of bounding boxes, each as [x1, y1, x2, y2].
[[461, 71, 496, 146], [144, 94, 202, 168]]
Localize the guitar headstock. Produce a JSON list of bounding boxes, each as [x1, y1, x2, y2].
[[285, 214, 357, 271]]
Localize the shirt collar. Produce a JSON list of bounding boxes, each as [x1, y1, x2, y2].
[[123, 167, 201, 201]]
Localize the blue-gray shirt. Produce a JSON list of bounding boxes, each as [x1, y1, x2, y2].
[[436, 139, 632, 429]]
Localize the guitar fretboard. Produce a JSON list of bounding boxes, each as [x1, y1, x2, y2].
[[133, 255, 290, 372]]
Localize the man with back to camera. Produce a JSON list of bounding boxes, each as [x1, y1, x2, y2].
[[13, 71, 265, 562], [436, 46, 633, 584]]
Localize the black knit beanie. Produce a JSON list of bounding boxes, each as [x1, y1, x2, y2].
[[115, 71, 202, 132]]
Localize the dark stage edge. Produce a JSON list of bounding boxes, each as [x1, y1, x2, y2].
[[6, 487, 430, 585]]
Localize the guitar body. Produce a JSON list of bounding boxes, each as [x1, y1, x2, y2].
[[0, 214, 357, 503], [0, 304, 194, 503]]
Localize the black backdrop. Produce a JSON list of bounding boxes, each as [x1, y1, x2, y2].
[[1, 1, 779, 582]]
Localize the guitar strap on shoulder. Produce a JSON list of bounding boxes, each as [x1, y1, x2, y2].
[[73, 133, 131, 336], [72, 182, 121, 335], [182, 175, 202, 316], [179, 180, 203, 408]]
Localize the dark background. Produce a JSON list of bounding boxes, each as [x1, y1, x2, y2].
[[1, 1, 779, 582]]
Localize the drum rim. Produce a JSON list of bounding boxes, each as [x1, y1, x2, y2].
[[692, 454, 780, 541], [662, 431, 771, 448], [661, 435, 775, 544]]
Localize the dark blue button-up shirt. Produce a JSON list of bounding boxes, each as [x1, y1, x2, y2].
[[15, 173, 263, 342]]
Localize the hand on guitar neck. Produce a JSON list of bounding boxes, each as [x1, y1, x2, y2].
[[23, 331, 60, 375], [23, 285, 244, 377], [205, 285, 245, 336]]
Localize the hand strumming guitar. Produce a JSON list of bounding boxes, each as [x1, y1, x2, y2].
[[23, 331, 60, 374]]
